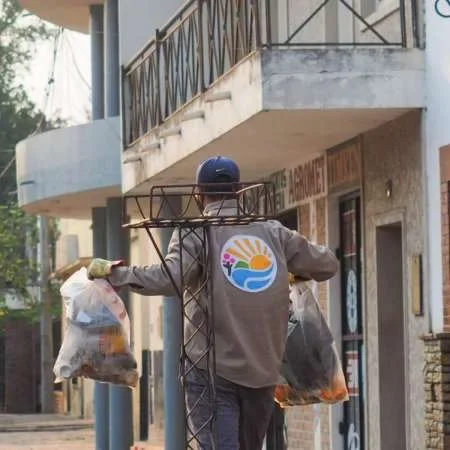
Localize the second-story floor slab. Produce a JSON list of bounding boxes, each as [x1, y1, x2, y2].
[[122, 46, 424, 193], [121, 0, 424, 193]]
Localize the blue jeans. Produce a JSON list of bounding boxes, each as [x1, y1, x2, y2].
[[185, 367, 274, 450]]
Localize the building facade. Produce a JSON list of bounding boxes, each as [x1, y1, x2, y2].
[[15, 0, 450, 449]]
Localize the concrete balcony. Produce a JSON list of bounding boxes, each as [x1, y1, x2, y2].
[[121, 0, 424, 194], [18, 0, 101, 33], [16, 117, 121, 218]]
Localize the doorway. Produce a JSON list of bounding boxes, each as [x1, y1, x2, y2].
[[339, 196, 365, 450], [376, 223, 406, 450]]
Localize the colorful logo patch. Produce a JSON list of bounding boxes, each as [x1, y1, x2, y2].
[[220, 235, 277, 293]]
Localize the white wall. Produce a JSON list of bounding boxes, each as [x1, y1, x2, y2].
[[16, 118, 121, 214], [56, 219, 93, 268], [424, 1, 450, 332]]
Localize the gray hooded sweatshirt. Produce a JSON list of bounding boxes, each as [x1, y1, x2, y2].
[[108, 200, 338, 388]]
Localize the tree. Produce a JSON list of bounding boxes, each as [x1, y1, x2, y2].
[[0, 0, 56, 201], [0, 1, 61, 318]]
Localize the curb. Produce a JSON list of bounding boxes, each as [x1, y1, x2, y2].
[[0, 423, 94, 433]]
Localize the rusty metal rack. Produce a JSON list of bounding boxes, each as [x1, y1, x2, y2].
[[122, 181, 276, 449]]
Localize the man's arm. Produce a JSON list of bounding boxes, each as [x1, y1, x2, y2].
[[107, 230, 201, 296], [278, 224, 339, 281]]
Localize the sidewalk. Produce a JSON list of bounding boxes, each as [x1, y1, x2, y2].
[[0, 414, 94, 432], [0, 414, 164, 450]]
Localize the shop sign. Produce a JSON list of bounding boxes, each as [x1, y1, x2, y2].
[[327, 141, 361, 193], [268, 156, 326, 212]]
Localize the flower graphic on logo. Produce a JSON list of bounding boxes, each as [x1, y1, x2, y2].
[[221, 235, 277, 293]]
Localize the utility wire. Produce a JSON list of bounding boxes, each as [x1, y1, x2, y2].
[[64, 32, 92, 91], [0, 156, 15, 181], [33, 26, 63, 135], [0, 27, 63, 194]]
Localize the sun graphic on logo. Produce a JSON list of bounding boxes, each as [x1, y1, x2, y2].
[[220, 235, 277, 293]]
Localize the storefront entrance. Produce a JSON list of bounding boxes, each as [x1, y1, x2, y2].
[[339, 195, 365, 450]]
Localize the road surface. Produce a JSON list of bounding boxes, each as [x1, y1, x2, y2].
[[0, 428, 95, 450]]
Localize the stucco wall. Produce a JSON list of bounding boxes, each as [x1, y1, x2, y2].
[[56, 219, 93, 268], [362, 110, 426, 450]]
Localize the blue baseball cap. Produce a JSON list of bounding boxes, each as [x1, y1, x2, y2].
[[196, 156, 240, 185]]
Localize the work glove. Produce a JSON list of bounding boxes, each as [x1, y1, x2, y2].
[[87, 258, 124, 280]]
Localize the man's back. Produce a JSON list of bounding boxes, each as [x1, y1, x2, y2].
[[182, 202, 338, 388]]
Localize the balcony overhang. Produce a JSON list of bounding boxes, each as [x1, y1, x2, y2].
[[123, 47, 424, 194], [16, 117, 121, 219], [18, 0, 102, 33]]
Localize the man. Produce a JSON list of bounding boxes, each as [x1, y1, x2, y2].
[[88, 156, 339, 450]]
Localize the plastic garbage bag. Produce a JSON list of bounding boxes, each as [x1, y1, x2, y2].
[[274, 280, 349, 407], [54, 268, 138, 388]]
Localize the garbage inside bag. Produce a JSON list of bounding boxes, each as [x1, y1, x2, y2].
[[274, 280, 349, 407], [54, 268, 138, 388]]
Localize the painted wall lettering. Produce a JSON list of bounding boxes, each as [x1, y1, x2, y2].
[[288, 157, 325, 204], [327, 141, 361, 193], [267, 155, 326, 213], [268, 169, 287, 212]]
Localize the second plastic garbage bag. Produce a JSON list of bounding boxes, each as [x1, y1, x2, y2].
[[274, 279, 349, 407], [54, 267, 138, 388]]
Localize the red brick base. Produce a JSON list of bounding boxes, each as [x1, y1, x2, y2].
[[3, 318, 40, 413]]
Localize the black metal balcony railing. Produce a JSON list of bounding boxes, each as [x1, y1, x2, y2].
[[123, 0, 418, 148]]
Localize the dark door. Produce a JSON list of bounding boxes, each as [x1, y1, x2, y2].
[[340, 196, 365, 450]]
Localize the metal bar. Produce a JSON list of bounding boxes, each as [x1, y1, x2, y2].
[[285, 0, 330, 44], [267, 41, 404, 47], [339, 0, 390, 45], [399, 0, 407, 48], [161, 199, 185, 450], [155, 29, 162, 125], [264, 0, 272, 46], [120, 65, 128, 149], [410, 0, 420, 48], [122, 184, 276, 450], [253, 0, 262, 48], [92, 207, 109, 450], [106, 198, 133, 450]]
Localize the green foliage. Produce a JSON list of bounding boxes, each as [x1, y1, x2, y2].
[[0, 1, 59, 201], [0, 2, 63, 329], [0, 203, 62, 328], [0, 202, 38, 294]]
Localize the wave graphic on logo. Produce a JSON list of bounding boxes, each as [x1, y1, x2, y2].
[[221, 235, 277, 292]]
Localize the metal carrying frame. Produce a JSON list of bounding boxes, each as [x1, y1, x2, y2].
[[122, 181, 276, 449]]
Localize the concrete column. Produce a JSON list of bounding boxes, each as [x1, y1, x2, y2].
[[161, 198, 185, 450], [92, 207, 109, 450], [104, 0, 120, 117], [90, 5, 105, 121], [425, 2, 450, 332], [106, 197, 133, 450]]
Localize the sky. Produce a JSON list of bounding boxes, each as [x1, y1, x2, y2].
[[25, 28, 92, 125]]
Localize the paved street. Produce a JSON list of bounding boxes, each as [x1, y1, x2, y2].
[[0, 415, 95, 450], [0, 415, 164, 450], [0, 428, 95, 450]]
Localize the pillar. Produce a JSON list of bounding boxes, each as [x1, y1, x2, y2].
[[106, 197, 133, 450], [104, 0, 120, 118], [92, 207, 109, 450], [90, 5, 105, 121], [425, 0, 450, 333], [161, 198, 185, 450]]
